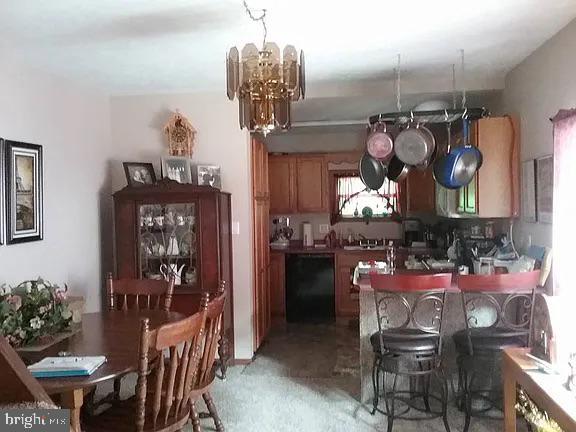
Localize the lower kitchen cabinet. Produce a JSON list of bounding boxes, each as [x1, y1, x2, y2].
[[269, 252, 285, 317], [335, 251, 387, 317]]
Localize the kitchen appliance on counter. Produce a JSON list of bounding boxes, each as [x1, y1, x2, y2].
[[302, 222, 314, 247], [270, 216, 293, 249], [286, 254, 335, 323], [402, 219, 423, 246]]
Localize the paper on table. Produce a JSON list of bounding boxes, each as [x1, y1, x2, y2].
[[28, 356, 106, 378]]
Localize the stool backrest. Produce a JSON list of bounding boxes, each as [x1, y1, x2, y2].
[[370, 273, 453, 355], [457, 270, 541, 354]]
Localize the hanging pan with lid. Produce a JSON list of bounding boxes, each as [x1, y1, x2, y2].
[[366, 120, 394, 161]]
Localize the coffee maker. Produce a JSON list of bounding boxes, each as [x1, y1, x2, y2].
[[402, 219, 423, 246]]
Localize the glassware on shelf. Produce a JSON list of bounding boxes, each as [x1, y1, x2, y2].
[[138, 202, 197, 284]]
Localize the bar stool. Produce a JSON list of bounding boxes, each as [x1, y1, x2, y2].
[[370, 272, 453, 432], [454, 271, 541, 432]]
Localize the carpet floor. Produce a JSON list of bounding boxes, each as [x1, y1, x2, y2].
[[99, 322, 525, 431]]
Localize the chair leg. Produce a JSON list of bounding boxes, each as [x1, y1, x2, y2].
[[190, 401, 202, 432], [387, 373, 399, 432], [438, 369, 451, 432], [463, 371, 475, 432], [113, 377, 122, 401], [371, 357, 380, 415], [202, 392, 224, 432], [419, 360, 431, 412], [457, 362, 464, 411], [218, 335, 230, 380]]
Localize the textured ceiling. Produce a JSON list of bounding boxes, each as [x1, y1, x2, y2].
[[0, 0, 575, 95]]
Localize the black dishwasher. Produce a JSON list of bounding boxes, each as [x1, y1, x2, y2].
[[285, 254, 335, 323]]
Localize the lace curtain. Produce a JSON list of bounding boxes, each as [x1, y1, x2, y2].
[[336, 175, 399, 217], [552, 109, 576, 297]]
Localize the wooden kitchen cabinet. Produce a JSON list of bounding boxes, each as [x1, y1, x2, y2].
[[269, 252, 285, 317], [405, 168, 436, 214], [252, 137, 269, 200], [252, 139, 271, 351], [296, 156, 328, 213], [268, 155, 296, 214], [335, 251, 387, 317], [268, 154, 328, 214], [457, 116, 519, 218]]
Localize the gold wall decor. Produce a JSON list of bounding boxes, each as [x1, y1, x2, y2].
[[164, 111, 196, 157]]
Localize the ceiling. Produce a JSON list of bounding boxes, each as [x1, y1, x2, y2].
[[1, 0, 575, 98]]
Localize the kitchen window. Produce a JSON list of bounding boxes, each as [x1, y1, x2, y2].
[[335, 175, 399, 220]]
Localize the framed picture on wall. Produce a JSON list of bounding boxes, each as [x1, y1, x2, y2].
[[522, 159, 537, 222], [5, 140, 44, 244], [161, 156, 192, 184], [536, 155, 553, 224], [0, 138, 5, 245]]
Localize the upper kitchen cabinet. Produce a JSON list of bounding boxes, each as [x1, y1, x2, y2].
[[268, 154, 328, 214], [296, 156, 328, 213], [457, 116, 520, 218], [269, 155, 297, 213], [404, 168, 436, 214]]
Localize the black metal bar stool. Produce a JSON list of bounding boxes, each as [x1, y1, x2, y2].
[[453, 271, 541, 432], [370, 272, 453, 432]]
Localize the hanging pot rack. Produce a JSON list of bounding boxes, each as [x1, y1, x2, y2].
[[368, 107, 488, 126]]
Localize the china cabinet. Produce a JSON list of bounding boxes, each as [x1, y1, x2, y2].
[[113, 179, 234, 363]]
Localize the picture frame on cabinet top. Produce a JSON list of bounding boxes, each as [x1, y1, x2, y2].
[[161, 156, 192, 184]]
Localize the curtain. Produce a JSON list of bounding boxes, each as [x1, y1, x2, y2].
[[552, 109, 576, 297], [336, 175, 399, 215]]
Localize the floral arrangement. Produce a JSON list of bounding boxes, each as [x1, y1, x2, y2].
[[516, 388, 563, 432], [0, 278, 72, 347]]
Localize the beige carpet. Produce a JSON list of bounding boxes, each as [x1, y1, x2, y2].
[[99, 323, 524, 431]]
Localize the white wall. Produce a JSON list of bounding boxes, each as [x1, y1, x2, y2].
[[0, 53, 112, 313], [503, 18, 576, 250], [109, 93, 253, 360]]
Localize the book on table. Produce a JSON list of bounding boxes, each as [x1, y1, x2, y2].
[[28, 356, 106, 378]]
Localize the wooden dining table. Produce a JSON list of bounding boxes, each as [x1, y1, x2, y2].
[[20, 310, 185, 432]]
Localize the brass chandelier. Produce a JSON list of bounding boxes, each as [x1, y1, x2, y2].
[[226, 1, 305, 135]]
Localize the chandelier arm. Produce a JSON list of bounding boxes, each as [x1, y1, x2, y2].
[[242, 0, 268, 48]]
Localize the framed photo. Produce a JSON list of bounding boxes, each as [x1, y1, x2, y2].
[[522, 159, 537, 222], [5, 140, 43, 244], [161, 156, 192, 184], [197, 165, 221, 189], [0, 138, 5, 245], [123, 162, 157, 187], [536, 155, 553, 224]]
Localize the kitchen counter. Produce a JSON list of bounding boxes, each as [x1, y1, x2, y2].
[[270, 240, 443, 256]]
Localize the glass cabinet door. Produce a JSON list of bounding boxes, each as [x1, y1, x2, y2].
[[138, 202, 198, 288]]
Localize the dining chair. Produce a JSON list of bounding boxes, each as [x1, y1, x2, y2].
[[107, 272, 175, 313], [84, 293, 209, 432], [369, 273, 453, 432], [0, 334, 56, 406], [84, 273, 177, 414], [453, 270, 541, 432], [189, 281, 227, 432]]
